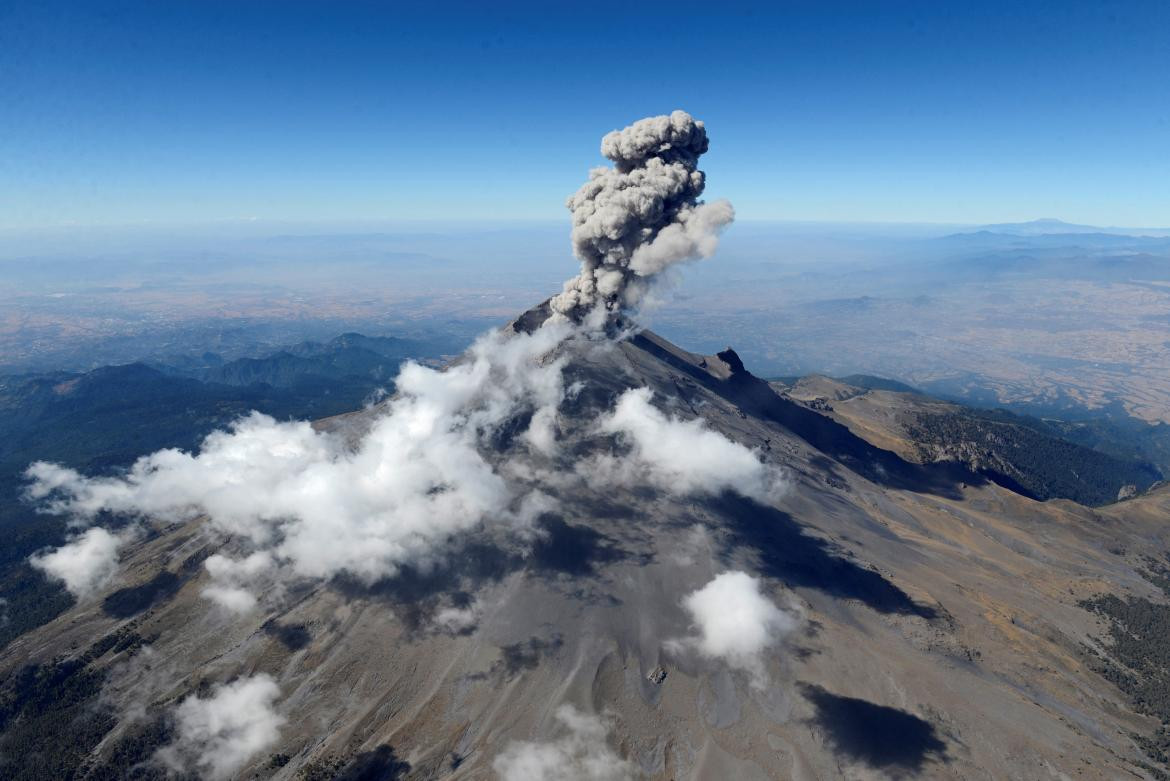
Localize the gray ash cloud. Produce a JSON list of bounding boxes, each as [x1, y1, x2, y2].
[[550, 110, 734, 323]]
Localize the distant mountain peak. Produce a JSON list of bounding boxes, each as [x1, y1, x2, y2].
[[977, 218, 1103, 235], [971, 218, 1170, 237]]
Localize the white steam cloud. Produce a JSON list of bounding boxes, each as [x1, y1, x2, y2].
[[432, 603, 481, 634], [550, 110, 734, 322], [202, 552, 274, 613], [159, 674, 284, 780], [29, 526, 125, 598], [25, 324, 570, 605], [671, 571, 796, 687], [595, 388, 783, 501], [492, 705, 637, 781]]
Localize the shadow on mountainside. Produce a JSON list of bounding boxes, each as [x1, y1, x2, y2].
[[263, 620, 312, 651], [332, 514, 633, 629], [333, 744, 411, 780], [102, 571, 184, 619], [710, 493, 937, 618], [802, 684, 948, 773]]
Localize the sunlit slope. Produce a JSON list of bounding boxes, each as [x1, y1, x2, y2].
[[3, 309, 1168, 780]]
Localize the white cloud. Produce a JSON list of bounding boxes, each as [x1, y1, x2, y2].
[[199, 552, 274, 613], [432, 603, 480, 633], [671, 571, 796, 687], [595, 388, 783, 501], [493, 705, 637, 781], [25, 324, 571, 599], [522, 406, 559, 456], [201, 584, 258, 613], [29, 526, 123, 598], [161, 674, 284, 780]]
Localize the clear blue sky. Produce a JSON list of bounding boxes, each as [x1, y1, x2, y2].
[[2, 0, 1168, 230]]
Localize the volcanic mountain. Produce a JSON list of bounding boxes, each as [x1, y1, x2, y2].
[[4, 300, 1170, 781]]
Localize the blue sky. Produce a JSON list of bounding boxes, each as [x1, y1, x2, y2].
[[2, 0, 1168, 230]]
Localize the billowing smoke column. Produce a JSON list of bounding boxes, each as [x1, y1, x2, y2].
[[549, 110, 735, 323]]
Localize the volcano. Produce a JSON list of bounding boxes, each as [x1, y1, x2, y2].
[[6, 110, 1170, 781], [4, 300, 1170, 780]]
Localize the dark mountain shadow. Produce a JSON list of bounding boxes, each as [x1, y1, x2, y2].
[[710, 494, 936, 618], [631, 335, 982, 500], [102, 571, 183, 619], [527, 515, 633, 576], [334, 744, 411, 781], [802, 684, 947, 772], [331, 539, 519, 630], [977, 468, 1039, 500], [331, 514, 632, 628], [262, 621, 312, 651]]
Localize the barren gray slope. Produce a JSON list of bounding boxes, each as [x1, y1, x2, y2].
[[4, 308, 1168, 780]]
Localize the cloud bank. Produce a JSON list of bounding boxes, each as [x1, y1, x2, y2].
[[595, 388, 783, 501], [551, 110, 734, 322], [27, 360, 783, 607], [492, 705, 636, 781], [26, 324, 570, 604], [161, 674, 284, 780], [672, 571, 795, 687]]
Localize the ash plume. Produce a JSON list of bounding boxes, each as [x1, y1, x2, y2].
[[550, 110, 734, 323]]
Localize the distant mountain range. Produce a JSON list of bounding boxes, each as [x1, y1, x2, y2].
[[967, 218, 1170, 238], [920, 222, 1170, 279], [156, 332, 437, 389]]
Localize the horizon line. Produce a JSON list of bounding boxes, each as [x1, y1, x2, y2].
[[4, 215, 1170, 237]]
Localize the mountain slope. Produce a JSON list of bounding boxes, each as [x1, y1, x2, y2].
[[778, 375, 1163, 505], [2, 307, 1169, 780]]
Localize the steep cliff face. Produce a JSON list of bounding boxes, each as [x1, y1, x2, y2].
[[3, 311, 1169, 780]]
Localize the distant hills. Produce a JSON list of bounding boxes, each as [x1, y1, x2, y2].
[[979, 218, 1118, 235], [921, 221, 1170, 279], [964, 218, 1170, 238], [158, 332, 436, 389]]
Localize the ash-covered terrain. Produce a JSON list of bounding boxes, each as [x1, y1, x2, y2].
[[4, 112, 1170, 781]]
